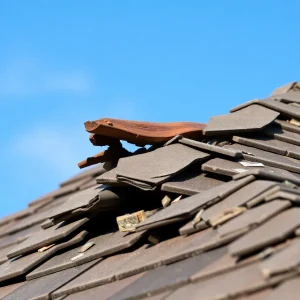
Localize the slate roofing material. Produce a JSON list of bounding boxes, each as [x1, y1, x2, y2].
[[8, 217, 90, 258], [225, 143, 300, 173], [3, 260, 100, 300], [229, 208, 300, 257], [217, 200, 291, 238], [116, 143, 211, 190], [161, 166, 227, 196], [3, 82, 300, 299], [0, 231, 87, 283], [204, 104, 279, 136], [136, 176, 254, 231]]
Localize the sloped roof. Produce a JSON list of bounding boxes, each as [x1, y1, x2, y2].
[[1, 82, 300, 300]]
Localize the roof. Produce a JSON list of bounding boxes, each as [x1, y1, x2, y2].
[[1, 81, 300, 299]]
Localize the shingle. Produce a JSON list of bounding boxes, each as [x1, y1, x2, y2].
[[51, 253, 133, 298], [0, 244, 14, 264], [202, 157, 300, 184], [26, 232, 113, 280], [8, 217, 90, 258], [136, 176, 255, 231], [179, 138, 243, 158], [272, 82, 299, 95], [0, 207, 35, 228], [161, 166, 227, 196], [274, 119, 300, 135], [53, 236, 188, 297], [232, 168, 300, 186], [260, 98, 300, 119], [0, 223, 42, 250], [260, 238, 300, 278], [225, 143, 300, 174], [65, 230, 146, 266], [28, 177, 92, 209], [61, 273, 144, 300], [109, 248, 226, 300], [114, 230, 218, 278], [229, 208, 300, 257], [3, 207, 59, 235], [233, 134, 300, 160], [264, 277, 300, 300], [0, 282, 25, 299], [204, 104, 279, 136], [60, 164, 106, 187], [246, 186, 282, 208], [166, 263, 263, 300], [48, 186, 103, 219], [201, 180, 278, 223], [37, 195, 69, 213], [179, 220, 209, 236], [237, 289, 272, 300], [231, 98, 300, 119], [115, 144, 211, 190], [159, 229, 219, 264], [264, 124, 300, 146], [233, 135, 286, 156], [2, 260, 99, 300], [218, 200, 291, 238], [96, 167, 122, 185], [0, 231, 87, 283], [190, 252, 237, 281], [272, 91, 300, 104], [264, 191, 300, 203]]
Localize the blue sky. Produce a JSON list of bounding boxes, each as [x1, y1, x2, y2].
[[0, 0, 299, 218]]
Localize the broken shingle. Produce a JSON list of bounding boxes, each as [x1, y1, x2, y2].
[[201, 180, 278, 223], [115, 144, 211, 191], [48, 186, 104, 220], [136, 176, 255, 231]]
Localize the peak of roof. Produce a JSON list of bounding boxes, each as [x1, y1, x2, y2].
[[1, 82, 300, 300]]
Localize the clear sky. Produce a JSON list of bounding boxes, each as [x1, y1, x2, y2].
[[0, 0, 299, 218]]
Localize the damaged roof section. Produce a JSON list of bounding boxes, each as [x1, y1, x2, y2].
[[2, 82, 300, 299]]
